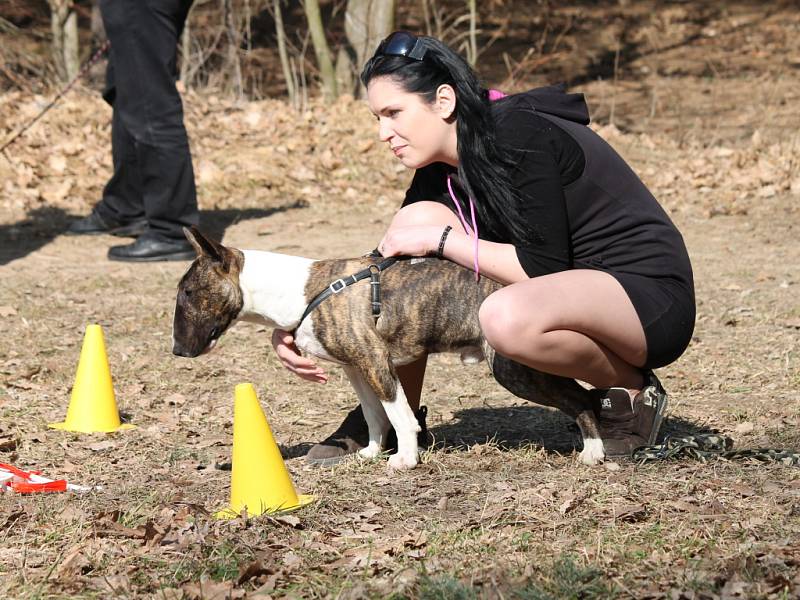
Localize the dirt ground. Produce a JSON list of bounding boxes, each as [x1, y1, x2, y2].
[[1, 2, 800, 599]]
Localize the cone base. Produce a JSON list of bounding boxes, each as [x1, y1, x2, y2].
[[48, 421, 136, 433], [215, 493, 315, 520]]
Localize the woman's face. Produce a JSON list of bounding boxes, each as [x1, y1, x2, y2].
[[366, 76, 456, 169]]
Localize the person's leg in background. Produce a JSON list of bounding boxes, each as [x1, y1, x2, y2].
[[67, 57, 148, 237], [106, 0, 198, 261], [99, 0, 199, 260]]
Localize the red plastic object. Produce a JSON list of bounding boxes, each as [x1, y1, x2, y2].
[[10, 479, 68, 493]]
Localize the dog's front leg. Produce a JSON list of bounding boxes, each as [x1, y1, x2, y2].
[[381, 383, 421, 470], [342, 365, 389, 459], [357, 362, 420, 470]]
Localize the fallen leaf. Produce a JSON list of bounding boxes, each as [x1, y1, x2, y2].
[[183, 578, 243, 600], [0, 435, 18, 451], [237, 560, 273, 585], [559, 493, 583, 515], [56, 545, 91, 581], [273, 515, 302, 528], [613, 503, 647, 522], [87, 440, 116, 452]]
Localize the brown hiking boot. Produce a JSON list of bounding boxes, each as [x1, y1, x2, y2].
[[594, 388, 646, 457], [593, 371, 669, 457], [306, 405, 429, 466]]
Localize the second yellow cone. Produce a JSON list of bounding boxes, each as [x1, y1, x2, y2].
[[49, 324, 134, 433], [216, 383, 314, 519]]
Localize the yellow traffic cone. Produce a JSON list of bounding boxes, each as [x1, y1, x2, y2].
[[49, 324, 135, 433], [216, 383, 314, 519]]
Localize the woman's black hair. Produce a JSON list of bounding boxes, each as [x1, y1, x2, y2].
[[360, 35, 526, 241]]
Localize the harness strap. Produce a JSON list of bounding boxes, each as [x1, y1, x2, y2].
[[296, 256, 399, 328]]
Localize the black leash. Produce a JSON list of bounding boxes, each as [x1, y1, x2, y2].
[[0, 40, 111, 158], [632, 433, 800, 466], [296, 256, 400, 328]]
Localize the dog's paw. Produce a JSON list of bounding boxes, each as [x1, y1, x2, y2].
[[358, 442, 383, 460], [387, 452, 418, 471], [578, 438, 605, 466]]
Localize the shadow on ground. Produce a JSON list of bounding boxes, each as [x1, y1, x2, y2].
[[429, 405, 715, 455], [0, 201, 307, 265], [280, 404, 714, 461]]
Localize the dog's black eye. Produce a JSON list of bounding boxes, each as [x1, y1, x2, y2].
[[183, 288, 193, 298], [210, 326, 219, 338]]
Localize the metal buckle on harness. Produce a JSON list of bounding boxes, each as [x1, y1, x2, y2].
[[329, 279, 347, 294]]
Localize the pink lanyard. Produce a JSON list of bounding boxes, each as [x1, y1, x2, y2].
[[446, 174, 479, 281], [443, 89, 507, 281]]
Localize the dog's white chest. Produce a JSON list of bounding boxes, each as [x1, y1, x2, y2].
[[294, 317, 345, 364]]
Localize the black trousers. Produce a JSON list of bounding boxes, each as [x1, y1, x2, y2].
[[96, 0, 199, 241]]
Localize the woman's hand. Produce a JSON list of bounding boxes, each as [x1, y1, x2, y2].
[[378, 225, 444, 257], [271, 328, 328, 383]]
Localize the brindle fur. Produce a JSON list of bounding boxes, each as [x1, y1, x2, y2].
[[306, 257, 601, 441], [173, 228, 604, 468]]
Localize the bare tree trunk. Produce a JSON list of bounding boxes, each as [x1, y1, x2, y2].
[[303, 0, 337, 99], [273, 0, 296, 105], [180, 15, 191, 88], [421, 0, 431, 36], [90, 1, 105, 44], [63, 6, 79, 79], [467, 0, 477, 67], [343, 0, 395, 96], [48, 0, 79, 83], [222, 0, 243, 98]]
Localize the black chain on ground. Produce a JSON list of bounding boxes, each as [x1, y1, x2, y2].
[[632, 433, 800, 465], [0, 40, 110, 157]]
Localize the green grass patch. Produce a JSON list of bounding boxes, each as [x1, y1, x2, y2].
[[512, 555, 616, 600]]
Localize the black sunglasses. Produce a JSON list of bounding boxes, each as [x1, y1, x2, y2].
[[375, 31, 427, 61]]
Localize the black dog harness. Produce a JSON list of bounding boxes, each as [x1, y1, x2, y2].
[[296, 255, 399, 327]]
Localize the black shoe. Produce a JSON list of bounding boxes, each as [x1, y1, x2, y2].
[[305, 405, 370, 466], [306, 405, 430, 467], [108, 236, 195, 262], [67, 211, 147, 237]]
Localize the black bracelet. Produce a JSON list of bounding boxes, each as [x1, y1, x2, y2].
[[436, 225, 452, 258]]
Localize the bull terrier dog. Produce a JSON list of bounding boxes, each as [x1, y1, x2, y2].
[[172, 227, 606, 470]]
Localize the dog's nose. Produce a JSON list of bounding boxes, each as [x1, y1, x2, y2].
[[172, 343, 193, 357]]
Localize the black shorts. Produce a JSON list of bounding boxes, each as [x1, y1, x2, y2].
[[612, 272, 695, 370]]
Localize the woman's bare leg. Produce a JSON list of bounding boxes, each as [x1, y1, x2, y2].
[[388, 200, 464, 232], [396, 356, 426, 412], [478, 269, 647, 391]]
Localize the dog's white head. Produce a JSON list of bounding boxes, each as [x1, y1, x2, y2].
[[172, 227, 244, 358]]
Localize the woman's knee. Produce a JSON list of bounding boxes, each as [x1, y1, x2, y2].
[[392, 201, 460, 228], [479, 293, 541, 357]]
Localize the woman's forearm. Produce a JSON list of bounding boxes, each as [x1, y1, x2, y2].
[[440, 229, 529, 285]]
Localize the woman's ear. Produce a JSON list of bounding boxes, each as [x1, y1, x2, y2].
[[435, 84, 457, 120]]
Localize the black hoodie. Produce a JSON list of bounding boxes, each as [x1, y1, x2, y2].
[[403, 83, 695, 370], [403, 83, 692, 288]]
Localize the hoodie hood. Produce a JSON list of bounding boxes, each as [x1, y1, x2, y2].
[[509, 83, 591, 125]]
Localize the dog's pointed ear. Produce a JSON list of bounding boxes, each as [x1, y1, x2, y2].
[[183, 226, 240, 274], [183, 226, 224, 262]]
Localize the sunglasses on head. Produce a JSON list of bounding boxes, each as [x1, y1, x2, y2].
[[375, 31, 427, 61]]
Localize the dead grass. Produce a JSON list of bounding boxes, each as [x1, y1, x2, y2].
[[2, 2, 800, 599]]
